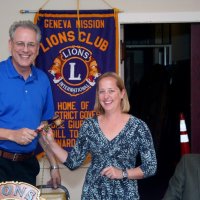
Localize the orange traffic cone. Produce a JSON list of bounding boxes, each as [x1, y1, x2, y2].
[[180, 112, 190, 155]]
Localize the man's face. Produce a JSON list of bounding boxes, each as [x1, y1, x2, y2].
[[9, 27, 39, 70]]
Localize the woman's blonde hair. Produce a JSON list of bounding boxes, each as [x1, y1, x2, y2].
[[94, 71, 130, 114]]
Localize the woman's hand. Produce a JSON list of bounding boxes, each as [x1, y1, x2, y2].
[[100, 166, 123, 179], [36, 124, 54, 145]]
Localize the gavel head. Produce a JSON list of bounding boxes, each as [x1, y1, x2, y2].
[[47, 114, 64, 128], [35, 115, 64, 134]]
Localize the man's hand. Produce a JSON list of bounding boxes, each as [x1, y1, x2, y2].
[[11, 128, 37, 145]]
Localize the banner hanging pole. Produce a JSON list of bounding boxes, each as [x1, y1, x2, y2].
[[20, 0, 50, 14], [20, 10, 38, 14]]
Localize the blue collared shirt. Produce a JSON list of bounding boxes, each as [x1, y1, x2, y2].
[[0, 57, 55, 153]]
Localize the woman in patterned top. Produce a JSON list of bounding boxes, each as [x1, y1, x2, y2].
[[42, 71, 157, 200]]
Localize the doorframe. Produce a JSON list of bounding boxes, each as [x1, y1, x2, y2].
[[118, 13, 200, 153]]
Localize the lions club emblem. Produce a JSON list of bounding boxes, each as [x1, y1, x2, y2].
[[48, 45, 101, 96]]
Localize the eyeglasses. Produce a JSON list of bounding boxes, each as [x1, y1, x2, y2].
[[12, 41, 38, 50]]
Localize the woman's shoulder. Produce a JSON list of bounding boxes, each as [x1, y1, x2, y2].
[[129, 115, 147, 124], [128, 115, 150, 130], [84, 116, 98, 122], [82, 116, 98, 126]]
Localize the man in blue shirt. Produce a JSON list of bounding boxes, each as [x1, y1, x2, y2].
[[0, 20, 61, 187]]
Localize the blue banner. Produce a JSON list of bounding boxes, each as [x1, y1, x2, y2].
[[34, 9, 119, 153]]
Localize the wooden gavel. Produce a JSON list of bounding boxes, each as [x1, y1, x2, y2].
[[35, 115, 64, 133]]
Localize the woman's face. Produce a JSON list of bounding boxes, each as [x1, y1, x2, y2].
[[98, 76, 125, 113]]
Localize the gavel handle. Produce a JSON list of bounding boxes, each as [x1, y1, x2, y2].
[[35, 128, 42, 134]]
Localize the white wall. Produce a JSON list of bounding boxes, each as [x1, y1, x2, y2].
[[1, 0, 200, 60], [1, 0, 200, 199]]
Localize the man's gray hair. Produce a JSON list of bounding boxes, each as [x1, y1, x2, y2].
[[9, 20, 41, 42]]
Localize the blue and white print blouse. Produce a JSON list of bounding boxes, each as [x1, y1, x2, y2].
[[64, 115, 157, 200]]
